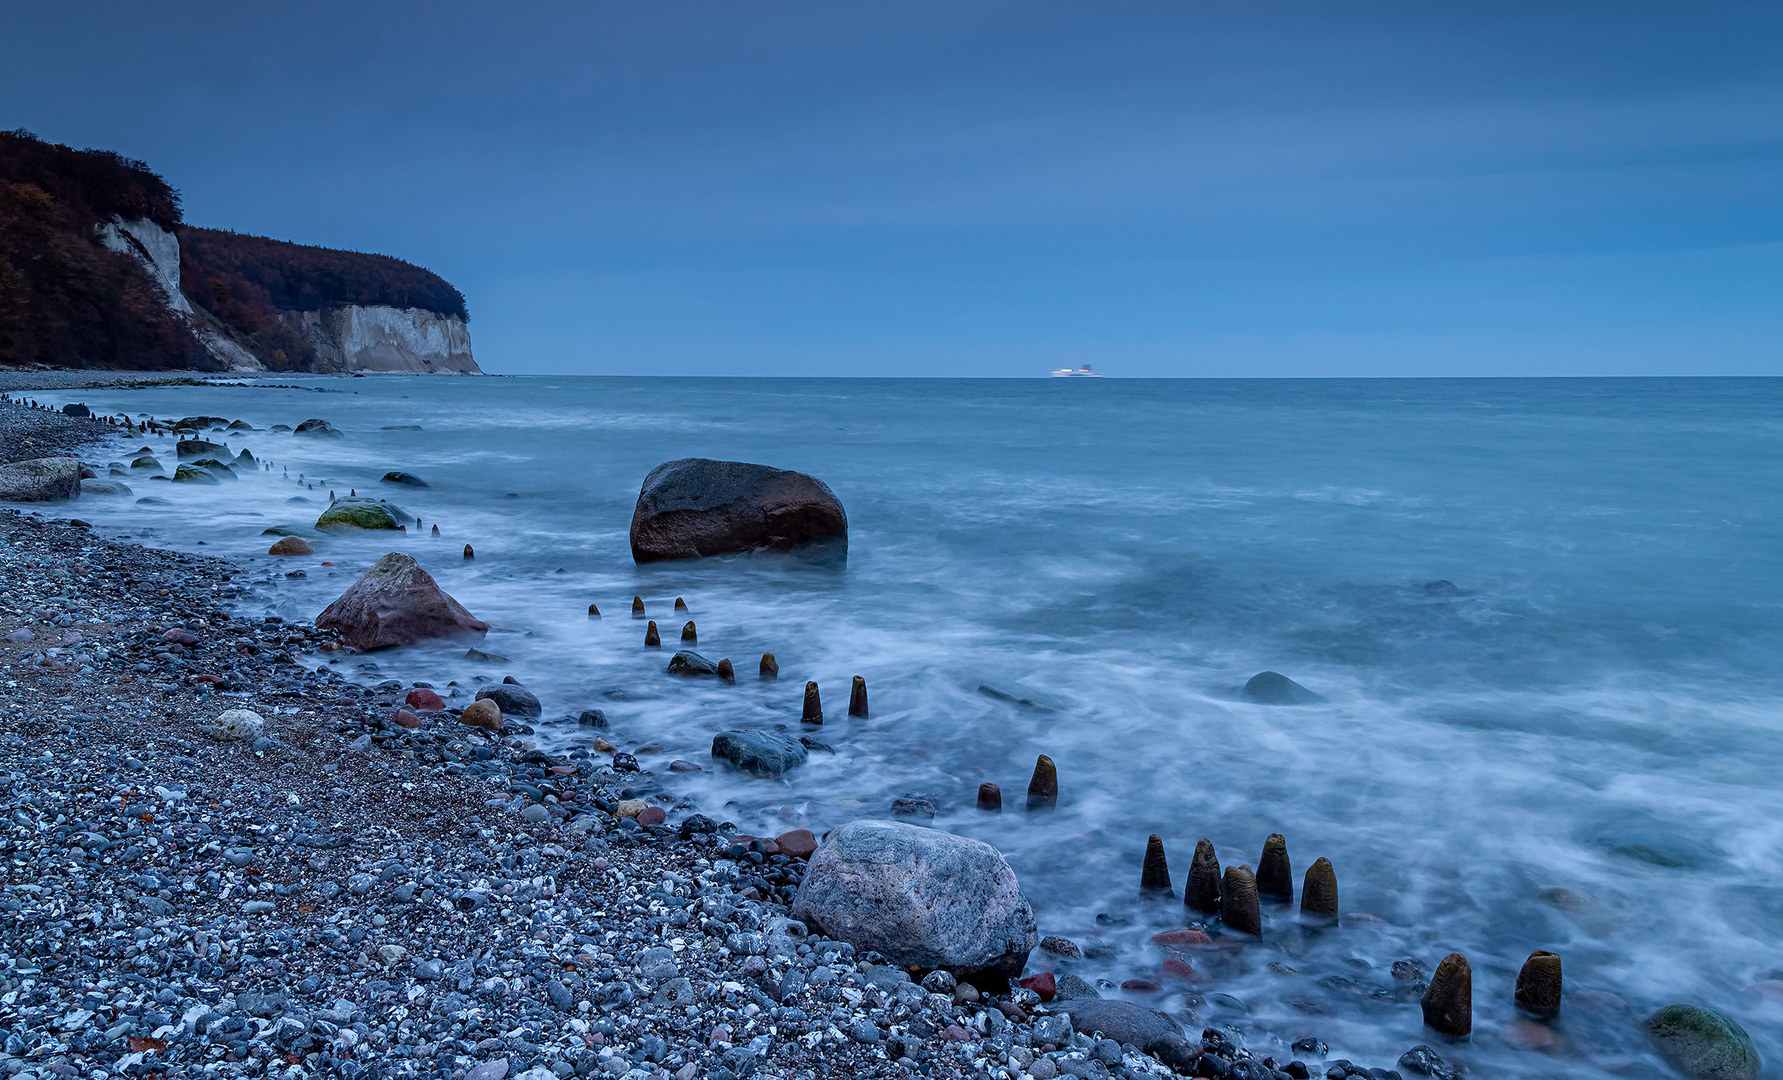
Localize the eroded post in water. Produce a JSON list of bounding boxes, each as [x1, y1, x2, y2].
[[587, 603, 600, 617], [1186, 839, 1222, 915], [1257, 833, 1293, 904], [644, 621, 660, 647], [462, 544, 474, 559], [674, 597, 688, 611], [760, 653, 778, 681], [716, 659, 735, 683], [1421, 953, 1472, 1038], [631, 596, 645, 617], [1220, 864, 1261, 934], [681, 621, 697, 643], [849, 675, 869, 718], [1514, 951, 1561, 1018], [977, 782, 1002, 812], [802, 681, 823, 723], [1301, 857, 1339, 922], [1141, 835, 1172, 895], [1026, 755, 1057, 810]]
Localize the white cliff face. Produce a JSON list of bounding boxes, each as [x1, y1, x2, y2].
[[96, 218, 192, 315], [281, 305, 480, 374]]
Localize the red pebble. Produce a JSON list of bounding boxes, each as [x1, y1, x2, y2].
[[995, 1000, 1028, 1022], [393, 710, 423, 729], [1149, 929, 1214, 947], [637, 806, 666, 826], [550, 765, 576, 775], [1161, 957, 1197, 982], [1019, 972, 1056, 1002], [775, 829, 817, 859], [944, 1025, 971, 1042], [406, 688, 446, 711], [709, 1025, 731, 1045], [1121, 979, 1161, 992]]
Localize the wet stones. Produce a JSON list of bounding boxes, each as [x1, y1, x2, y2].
[[628, 457, 848, 562], [1420, 953, 1472, 1038], [1186, 838, 1222, 914], [175, 438, 226, 457], [474, 683, 542, 717], [710, 729, 808, 778], [803, 681, 823, 723], [1027, 754, 1058, 810], [1141, 835, 1172, 895], [1220, 865, 1261, 934], [849, 675, 869, 718], [1515, 950, 1562, 1018], [268, 537, 313, 556], [716, 658, 735, 682], [173, 464, 219, 484], [458, 699, 504, 730], [644, 620, 660, 647], [315, 552, 488, 650], [315, 496, 409, 531], [1242, 671, 1326, 705], [681, 620, 697, 643], [1643, 1004, 1760, 1080], [632, 595, 645, 617], [1257, 833, 1293, 903], [760, 652, 778, 680], [667, 650, 719, 677], [1301, 856, 1339, 921], [406, 687, 446, 711], [978, 782, 1002, 812]]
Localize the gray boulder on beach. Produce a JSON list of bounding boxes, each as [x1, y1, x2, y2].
[[629, 457, 847, 563], [315, 552, 488, 651], [1644, 1004, 1761, 1080], [711, 729, 808, 778], [0, 457, 80, 502], [792, 819, 1037, 984], [1054, 998, 1196, 1069], [475, 683, 542, 717]]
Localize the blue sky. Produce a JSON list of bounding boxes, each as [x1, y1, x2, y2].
[[4, 1, 1779, 376]]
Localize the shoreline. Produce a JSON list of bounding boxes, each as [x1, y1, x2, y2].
[[0, 390, 1453, 1080]]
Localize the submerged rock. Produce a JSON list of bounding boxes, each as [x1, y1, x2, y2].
[[1644, 1005, 1759, 1080], [80, 479, 132, 496], [382, 471, 429, 487], [315, 552, 488, 650], [295, 418, 343, 437], [629, 457, 847, 562], [792, 818, 1037, 985], [316, 496, 410, 531], [667, 650, 719, 677], [268, 536, 313, 556], [1242, 671, 1326, 705], [173, 464, 219, 484], [711, 729, 809, 778], [175, 438, 225, 458], [1, 457, 84, 502]]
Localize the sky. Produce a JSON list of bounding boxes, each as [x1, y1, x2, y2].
[[3, 1, 1780, 377]]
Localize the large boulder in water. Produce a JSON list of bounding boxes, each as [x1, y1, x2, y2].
[[175, 439, 226, 458], [792, 819, 1037, 986], [711, 729, 808, 778], [629, 458, 846, 563], [316, 497, 410, 532], [315, 552, 488, 650], [0, 458, 81, 502], [295, 418, 343, 437], [1643, 1005, 1760, 1080], [1242, 671, 1325, 705]]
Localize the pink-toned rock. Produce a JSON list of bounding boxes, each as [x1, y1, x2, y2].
[[268, 537, 313, 556], [392, 709, 423, 729], [549, 765, 576, 776], [637, 806, 666, 826], [1161, 957, 1197, 982], [406, 687, 446, 711], [315, 552, 487, 650], [708, 1025, 731, 1045], [161, 628, 198, 645], [1020, 972, 1056, 1002], [1121, 979, 1161, 992], [775, 829, 817, 859], [1150, 928, 1214, 947], [943, 1025, 971, 1042]]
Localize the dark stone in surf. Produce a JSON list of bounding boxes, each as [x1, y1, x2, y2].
[[1141, 835, 1172, 895], [667, 650, 719, 677], [681, 620, 697, 643], [849, 675, 868, 718], [631, 596, 645, 617], [674, 597, 688, 611], [629, 457, 847, 562], [760, 653, 778, 680], [587, 603, 600, 616], [462, 544, 474, 559], [1026, 755, 1057, 811], [577, 709, 608, 729], [802, 681, 823, 723], [474, 682, 542, 718], [1257, 833, 1293, 903], [1301, 857, 1339, 921], [1242, 671, 1325, 705], [644, 621, 660, 647], [978, 782, 1002, 812], [382, 471, 429, 487], [711, 729, 808, 778], [717, 658, 735, 682], [1515, 950, 1562, 1018], [1420, 953, 1472, 1038], [1186, 839, 1221, 914], [431, 524, 439, 536], [1220, 865, 1260, 934]]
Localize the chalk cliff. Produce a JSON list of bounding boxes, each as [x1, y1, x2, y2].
[[281, 305, 478, 374]]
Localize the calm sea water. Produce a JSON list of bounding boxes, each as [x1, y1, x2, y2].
[[43, 376, 1783, 1076]]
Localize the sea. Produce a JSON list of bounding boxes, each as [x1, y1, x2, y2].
[[38, 375, 1783, 1076]]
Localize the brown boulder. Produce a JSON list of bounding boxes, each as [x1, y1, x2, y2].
[[775, 829, 817, 859], [457, 699, 503, 730], [315, 552, 487, 650], [406, 687, 446, 711], [629, 458, 847, 563], [269, 537, 313, 556]]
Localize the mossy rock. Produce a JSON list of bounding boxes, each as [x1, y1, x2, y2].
[[173, 464, 220, 485], [261, 525, 320, 538], [316, 496, 410, 532], [190, 458, 238, 481], [1644, 1005, 1760, 1080], [130, 456, 163, 471], [176, 439, 226, 458]]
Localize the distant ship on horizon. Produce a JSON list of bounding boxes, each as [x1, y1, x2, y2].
[[1049, 365, 1105, 378]]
